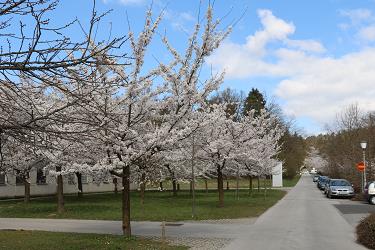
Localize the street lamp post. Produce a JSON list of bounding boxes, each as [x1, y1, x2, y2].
[[360, 141, 367, 193]]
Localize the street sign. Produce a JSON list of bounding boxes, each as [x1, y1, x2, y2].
[[357, 162, 365, 172]]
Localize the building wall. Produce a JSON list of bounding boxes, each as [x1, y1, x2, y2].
[[272, 162, 283, 187], [0, 169, 128, 199]]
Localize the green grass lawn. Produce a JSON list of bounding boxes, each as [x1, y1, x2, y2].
[[0, 230, 186, 250], [282, 175, 301, 187], [0, 189, 286, 221]]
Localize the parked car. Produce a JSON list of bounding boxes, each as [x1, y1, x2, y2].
[[365, 181, 375, 205], [326, 179, 354, 199], [323, 180, 331, 194], [313, 175, 320, 182], [317, 176, 329, 190]]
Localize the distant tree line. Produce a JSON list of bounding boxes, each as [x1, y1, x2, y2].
[[306, 104, 375, 190]]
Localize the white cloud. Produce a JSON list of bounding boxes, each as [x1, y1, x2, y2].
[[284, 39, 326, 53], [119, 0, 145, 5], [164, 10, 195, 33], [275, 48, 375, 123], [358, 25, 375, 41], [208, 9, 375, 128], [208, 9, 325, 77], [245, 9, 295, 56], [339, 8, 375, 43], [179, 12, 195, 22], [339, 8, 373, 25]]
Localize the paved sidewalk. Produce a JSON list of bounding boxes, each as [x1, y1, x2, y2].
[[0, 217, 250, 249], [0, 217, 249, 239], [224, 175, 367, 250]]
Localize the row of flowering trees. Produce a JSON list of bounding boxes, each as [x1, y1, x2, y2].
[[0, 1, 283, 237]]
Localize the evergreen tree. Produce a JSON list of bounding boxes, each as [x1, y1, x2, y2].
[[243, 88, 266, 117]]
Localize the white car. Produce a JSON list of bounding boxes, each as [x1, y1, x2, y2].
[[310, 168, 317, 174], [365, 181, 375, 205]]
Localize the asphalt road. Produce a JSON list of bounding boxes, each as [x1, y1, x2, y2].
[[224, 175, 368, 250]]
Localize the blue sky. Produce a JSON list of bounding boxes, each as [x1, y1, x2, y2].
[[49, 0, 375, 135]]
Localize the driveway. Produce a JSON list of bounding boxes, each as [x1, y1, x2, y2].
[[333, 199, 374, 227]]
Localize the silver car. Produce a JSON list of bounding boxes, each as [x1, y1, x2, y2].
[[326, 179, 354, 199]]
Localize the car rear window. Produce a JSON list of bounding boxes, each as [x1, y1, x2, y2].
[[330, 180, 350, 186]]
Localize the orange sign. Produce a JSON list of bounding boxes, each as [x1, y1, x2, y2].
[[357, 162, 365, 172]]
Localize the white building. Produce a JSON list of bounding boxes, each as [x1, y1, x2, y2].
[[0, 169, 120, 199], [272, 162, 283, 187]]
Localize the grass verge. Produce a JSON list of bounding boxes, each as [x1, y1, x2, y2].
[[282, 175, 301, 187], [0, 230, 186, 250], [0, 189, 286, 221]]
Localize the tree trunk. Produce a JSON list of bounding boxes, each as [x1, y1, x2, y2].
[[56, 167, 64, 213], [122, 165, 131, 237], [236, 174, 239, 201], [257, 176, 260, 192], [217, 165, 224, 207], [113, 178, 118, 194], [24, 178, 30, 203], [264, 176, 267, 200], [249, 176, 253, 195], [159, 181, 163, 191], [172, 179, 177, 196], [177, 183, 180, 191], [205, 179, 208, 194], [140, 172, 146, 218], [226, 180, 229, 190], [76, 172, 83, 198], [140, 173, 146, 205], [189, 181, 193, 196]]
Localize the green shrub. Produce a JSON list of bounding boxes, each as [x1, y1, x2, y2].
[[357, 213, 375, 249]]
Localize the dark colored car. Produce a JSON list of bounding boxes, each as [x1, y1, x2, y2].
[[326, 179, 354, 199], [317, 176, 329, 190], [313, 175, 320, 182], [323, 180, 331, 194]]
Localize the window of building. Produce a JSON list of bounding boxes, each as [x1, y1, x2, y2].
[[81, 174, 88, 184], [16, 175, 24, 185], [36, 168, 46, 184], [0, 172, 5, 185], [67, 174, 76, 185]]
